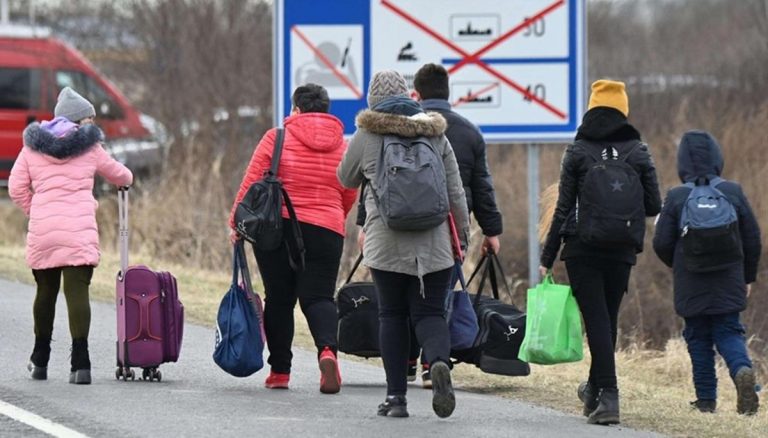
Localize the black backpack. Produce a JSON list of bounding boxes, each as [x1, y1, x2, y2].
[[370, 135, 449, 231], [576, 140, 645, 249], [234, 128, 305, 271], [336, 254, 380, 358]]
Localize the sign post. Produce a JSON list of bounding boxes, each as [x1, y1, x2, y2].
[[527, 143, 541, 286], [275, 0, 585, 283]]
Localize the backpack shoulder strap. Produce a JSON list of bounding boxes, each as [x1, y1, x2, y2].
[[710, 176, 726, 187], [618, 141, 642, 163], [280, 185, 305, 272], [574, 139, 603, 163], [684, 177, 725, 189], [412, 135, 439, 152], [268, 128, 286, 175]]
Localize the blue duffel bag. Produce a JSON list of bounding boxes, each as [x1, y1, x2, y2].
[[445, 261, 480, 350], [213, 241, 265, 377]]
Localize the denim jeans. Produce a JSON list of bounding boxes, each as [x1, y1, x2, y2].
[[683, 312, 753, 401]]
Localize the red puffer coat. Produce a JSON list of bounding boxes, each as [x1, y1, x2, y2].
[[229, 112, 357, 236]]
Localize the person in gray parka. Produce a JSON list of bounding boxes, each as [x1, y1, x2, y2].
[[337, 70, 469, 419], [653, 130, 761, 415]]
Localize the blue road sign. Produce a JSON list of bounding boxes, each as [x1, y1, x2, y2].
[[275, 0, 585, 143]]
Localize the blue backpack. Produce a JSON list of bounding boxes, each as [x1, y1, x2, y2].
[[679, 177, 743, 272]]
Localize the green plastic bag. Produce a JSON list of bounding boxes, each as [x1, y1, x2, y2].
[[518, 274, 584, 364]]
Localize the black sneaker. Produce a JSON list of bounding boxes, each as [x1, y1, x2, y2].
[[421, 363, 432, 389], [377, 395, 409, 418], [690, 399, 716, 413], [430, 361, 455, 418], [734, 367, 759, 415], [407, 360, 417, 382]]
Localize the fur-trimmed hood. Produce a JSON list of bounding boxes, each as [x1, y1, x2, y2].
[[355, 110, 447, 138], [23, 122, 103, 159]]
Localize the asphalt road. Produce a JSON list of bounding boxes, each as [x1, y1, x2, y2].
[[0, 277, 662, 438]]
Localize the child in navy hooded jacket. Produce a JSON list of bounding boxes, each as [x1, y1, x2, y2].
[[653, 130, 761, 415]]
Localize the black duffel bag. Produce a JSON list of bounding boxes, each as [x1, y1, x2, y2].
[[451, 253, 530, 377], [336, 254, 380, 358]]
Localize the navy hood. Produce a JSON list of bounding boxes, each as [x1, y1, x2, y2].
[[676, 130, 724, 183], [371, 96, 423, 117]]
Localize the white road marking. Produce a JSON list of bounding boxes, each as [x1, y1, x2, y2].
[[0, 399, 90, 438]]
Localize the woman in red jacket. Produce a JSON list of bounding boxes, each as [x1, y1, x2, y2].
[[229, 84, 356, 394]]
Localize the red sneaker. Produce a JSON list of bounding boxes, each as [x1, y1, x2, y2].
[[264, 371, 290, 389], [319, 346, 341, 394]]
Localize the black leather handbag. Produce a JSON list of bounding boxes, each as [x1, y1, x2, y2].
[[234, 128, 304, 270]]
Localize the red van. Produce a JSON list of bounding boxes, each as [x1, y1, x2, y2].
[[0, 25, 162, 186]]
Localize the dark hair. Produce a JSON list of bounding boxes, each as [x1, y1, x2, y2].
[[292, 83, 330, 113], [414, 63, 449, 100]]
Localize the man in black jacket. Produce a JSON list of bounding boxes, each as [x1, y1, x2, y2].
[[653, 130, 761, 415], [410, 63, 504, 386], [412, 63, 503, 255]]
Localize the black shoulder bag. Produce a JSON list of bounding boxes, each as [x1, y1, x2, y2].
[[234, 128, 305, 271]]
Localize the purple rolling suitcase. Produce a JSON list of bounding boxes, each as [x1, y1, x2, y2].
[[115, 188, 184, 381]]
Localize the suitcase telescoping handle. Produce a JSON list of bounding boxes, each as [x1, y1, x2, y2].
[[118, 187, 130, 278]]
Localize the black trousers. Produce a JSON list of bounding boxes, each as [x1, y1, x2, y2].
[[371, 267, 453, 396], [408, 266, 460, 365], [565, 257, 631, 389], [254, 221, 343, 374]]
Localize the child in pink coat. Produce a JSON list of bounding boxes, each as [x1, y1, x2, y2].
[[9, 87, 133, 384]]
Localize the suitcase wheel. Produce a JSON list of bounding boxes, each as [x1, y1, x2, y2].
[[116, 367, 135, 381], [142, 367, 162, 382]]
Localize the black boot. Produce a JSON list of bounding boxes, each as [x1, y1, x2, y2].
[[69, 338, 91, 384], [690, 399, 716, 413], [377, 395, 409, 417], [28, 337, 51, 380], [734, 367, 759, 415], [577, 381, 599, 417], [587, 388, 620, 425]]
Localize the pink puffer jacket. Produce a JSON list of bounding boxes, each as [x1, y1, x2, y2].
[[9, 119, 133, 269], [229, 112, 357, 236]]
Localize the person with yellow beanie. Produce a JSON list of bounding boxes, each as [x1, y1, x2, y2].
[[538, 79, 662, 425]]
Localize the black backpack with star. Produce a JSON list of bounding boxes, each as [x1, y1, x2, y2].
[[575, 140, 645, 249]]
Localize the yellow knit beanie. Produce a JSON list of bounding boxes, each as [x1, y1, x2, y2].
[[587, 79, 629, 117]]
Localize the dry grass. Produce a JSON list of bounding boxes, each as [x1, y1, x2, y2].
[[0, 241, 765, 438], [456, 340, 767, 438]]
